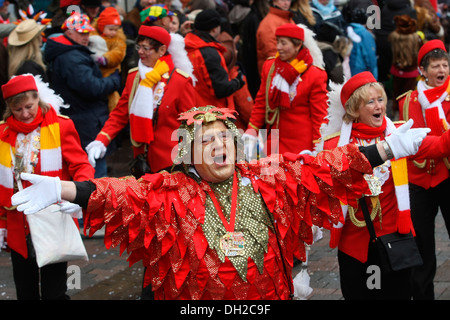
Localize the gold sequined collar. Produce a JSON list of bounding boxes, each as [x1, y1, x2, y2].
[[200, 170, 272, 281]]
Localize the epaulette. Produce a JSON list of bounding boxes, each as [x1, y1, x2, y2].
[[393, 120, 406, 125], [0, 120, 5, 125], [176, 68, 189, 78], [128, 66, 138, 74], [323, 131, 340, 141], [396, 90, 412, 101], [267, 56, 276, 60], [57, 114, 70, 119]]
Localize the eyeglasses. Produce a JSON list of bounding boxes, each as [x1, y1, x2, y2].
[[135, 44, 154, 52]]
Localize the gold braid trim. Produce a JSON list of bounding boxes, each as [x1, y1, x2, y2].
[[348, 197, 381, 227], [265, 63, 280, 127]]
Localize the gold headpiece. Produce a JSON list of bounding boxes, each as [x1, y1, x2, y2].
[[172, 106, 244, 170]]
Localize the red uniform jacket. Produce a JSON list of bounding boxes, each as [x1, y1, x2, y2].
[[248, 58, 328, 155], [96, 67, 196, 173], [324, 129, 450, 262], [0, 115, 94, 258], [398, 90, 450, 189]]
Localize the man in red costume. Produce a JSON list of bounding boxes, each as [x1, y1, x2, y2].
[[11, 106, 430, 300]]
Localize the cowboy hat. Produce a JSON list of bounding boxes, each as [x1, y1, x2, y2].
[[8, 19, 46, 46]]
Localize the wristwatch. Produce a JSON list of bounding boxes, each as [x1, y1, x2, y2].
[[382, 140, 394, 159]]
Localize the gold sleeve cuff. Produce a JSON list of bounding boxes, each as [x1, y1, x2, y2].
[[99, 131, 112, 142], [248, 122, 259, 131]]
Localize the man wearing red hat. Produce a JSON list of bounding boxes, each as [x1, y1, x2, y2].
[[44, 12, 121, 178], [398, 39, 450, 299]]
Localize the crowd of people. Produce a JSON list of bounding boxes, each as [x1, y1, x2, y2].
[[1, 0, 450, 301]]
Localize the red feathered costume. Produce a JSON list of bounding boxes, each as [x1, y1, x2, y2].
[[83, 144, 371, 300]]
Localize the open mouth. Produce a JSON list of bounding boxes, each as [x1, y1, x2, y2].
[[213, 154, 227, 165], [373, 113, 382, 119], [437, 75, 446, 82]]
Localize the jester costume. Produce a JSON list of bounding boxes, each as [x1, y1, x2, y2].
[[78, 107, 376, 300]]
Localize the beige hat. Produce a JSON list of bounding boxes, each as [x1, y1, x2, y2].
[[8, 19, 46, 46]]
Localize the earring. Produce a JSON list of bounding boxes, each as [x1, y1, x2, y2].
[[426, 77, 429, 83]]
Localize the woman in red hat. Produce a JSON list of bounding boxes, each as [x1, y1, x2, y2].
[[0, 74, 94, 299], [244, 23, 328, 160], [398, 39, 450, 300], [317, 71, 450, 299], [85, 25, 196, 177]]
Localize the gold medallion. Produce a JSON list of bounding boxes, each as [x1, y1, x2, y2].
[[220, 232, 245, 257]]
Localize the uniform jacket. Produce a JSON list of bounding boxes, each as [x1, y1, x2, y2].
[[0, 114, 94, 258], [248, 58, 328, 155], [184, 30, 241, 109], [95, 66, 196, 173], [323, 127, 450, 262], [399, 90, 450, 189]]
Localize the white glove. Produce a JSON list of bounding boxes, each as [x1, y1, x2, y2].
[[0, 228, 7, 250], [11, 173, 61, 215], [60, 201, 83, 219], [242, 131, 265, 161], [242, 133, 258, 161], [385, 119, 431, 159], [299, 149, 313, 156], [85, 140, 107, 168]]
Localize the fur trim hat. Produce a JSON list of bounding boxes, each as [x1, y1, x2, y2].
[[394, 15, 417, 35]]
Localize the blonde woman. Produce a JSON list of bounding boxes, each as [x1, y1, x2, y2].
[[290, 0, 316, 30], [8, 19, 47, 81]]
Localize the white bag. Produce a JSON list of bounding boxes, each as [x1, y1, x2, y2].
[[26, 204, 89, 268]]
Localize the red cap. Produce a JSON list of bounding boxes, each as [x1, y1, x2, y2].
[[97, 6, 122, 33], [418, 39, 447, 66], [2, 74, 37, 100], [275, 23, 304, 41], [60, 0, 81, 8], [340, 71, 377, 107], [138, 25, 171, 47]]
